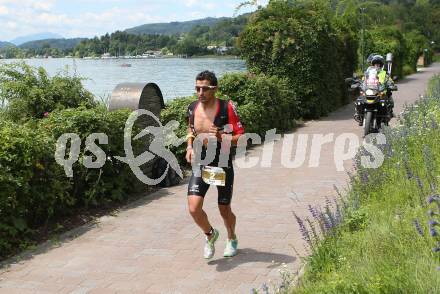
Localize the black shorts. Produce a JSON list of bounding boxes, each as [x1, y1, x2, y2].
[[187, 166, 234, 205]]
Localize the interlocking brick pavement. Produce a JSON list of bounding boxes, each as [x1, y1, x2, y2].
[[1, 64, 439, 293]]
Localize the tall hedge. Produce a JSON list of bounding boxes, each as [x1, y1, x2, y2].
[[218, 72, 299, 135], [0, 120, 68, 254], [238, 0, 357, 118], [404, 30, 431, 72], [39, 106, 147, 206]]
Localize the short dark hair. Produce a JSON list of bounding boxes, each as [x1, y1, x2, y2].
[[196, 70, 218, 86]]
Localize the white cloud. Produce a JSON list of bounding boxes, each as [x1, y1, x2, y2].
[[6, 21, 17, 29], [31, 0, 55, 12], [36, 12, 70, 25], [184, 0, 198, 7], [190, 11, 203, 18], [0, 5, 8, 14]]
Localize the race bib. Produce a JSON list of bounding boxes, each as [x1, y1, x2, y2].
[[201, 166, 226, 186]]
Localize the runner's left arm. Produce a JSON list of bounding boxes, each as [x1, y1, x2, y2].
[[227, 100, 245, 145]]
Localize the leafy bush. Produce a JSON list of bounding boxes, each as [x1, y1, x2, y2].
[[403, 64, 415, 76], [39, 106, 147, 206], [0, 120, 70, 256], [218, 72, 299, 135], [0, 62, 95, 122]]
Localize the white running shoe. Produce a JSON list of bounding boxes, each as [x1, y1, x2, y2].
[[203, 228, 219, 259], [223, 238, 238, 257]]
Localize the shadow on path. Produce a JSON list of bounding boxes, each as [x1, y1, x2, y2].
[[207, 248, 296, 272]]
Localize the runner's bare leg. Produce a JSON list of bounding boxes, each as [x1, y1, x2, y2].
[[188, 195, 214, 239], [219, 204, 236, 239]]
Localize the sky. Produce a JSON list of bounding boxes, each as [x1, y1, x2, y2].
[[0, 0, 269, 41]]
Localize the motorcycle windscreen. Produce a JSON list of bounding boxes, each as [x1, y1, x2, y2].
[[364, 67, 380, 90]]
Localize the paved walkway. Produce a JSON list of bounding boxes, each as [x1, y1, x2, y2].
[[1, 64, 439, 294]]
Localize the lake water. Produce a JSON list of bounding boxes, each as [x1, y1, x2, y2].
[[0, 58, 247, 102]]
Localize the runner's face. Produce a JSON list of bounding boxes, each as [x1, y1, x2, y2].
[[196, 79, 216, 103]]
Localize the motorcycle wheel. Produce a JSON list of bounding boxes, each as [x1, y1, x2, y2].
[[364, 111, 373, 137]]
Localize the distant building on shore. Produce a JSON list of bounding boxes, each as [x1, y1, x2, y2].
[[206, 45, 233, 55]]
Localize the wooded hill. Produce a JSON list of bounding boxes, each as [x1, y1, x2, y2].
[[125, 17, 231, 35]]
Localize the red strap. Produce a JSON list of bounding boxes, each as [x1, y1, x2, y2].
[[227, 101, 244, 135]]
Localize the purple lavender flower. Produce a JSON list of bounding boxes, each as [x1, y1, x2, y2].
[[427, 194, 440, 204], [309, 206, 327, 235], [360, 171, 369, 184], [321, 214, 333, 232], [293, 212, 311, 245], [429, 220, 439, 226], [335, 202, 342, 224], [325, 205, 337, 229], [413, 219, 424, 236], [430, 227, 438, 237], [308, 205, 320, 221], [305, 218, 319, 244], [325, 197, 334, 208], [333, 185, 342, 198], [430, 116, 438, 129]]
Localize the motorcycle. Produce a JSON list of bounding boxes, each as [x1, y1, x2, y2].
[[346, 54, 398, 136]]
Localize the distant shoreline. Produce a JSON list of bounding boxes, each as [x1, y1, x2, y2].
[[0, 55, 241, 61]]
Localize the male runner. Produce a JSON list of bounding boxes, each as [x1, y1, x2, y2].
[[186, 70, 244, 259]]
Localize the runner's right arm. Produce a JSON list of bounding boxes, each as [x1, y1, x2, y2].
[[186, 126, 195, 163]]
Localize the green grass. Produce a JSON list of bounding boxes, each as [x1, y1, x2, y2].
[[289, 75, 440, 293]]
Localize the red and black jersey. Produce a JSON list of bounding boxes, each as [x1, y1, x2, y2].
[[187, 98, 244, 136], [187, 98, 244, 167]]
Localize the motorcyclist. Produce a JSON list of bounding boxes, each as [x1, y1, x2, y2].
[[354, 53, 395, 125]]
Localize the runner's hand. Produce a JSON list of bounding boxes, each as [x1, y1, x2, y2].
[[185, 147, 194, 163], [209, 124, 223, 141]]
